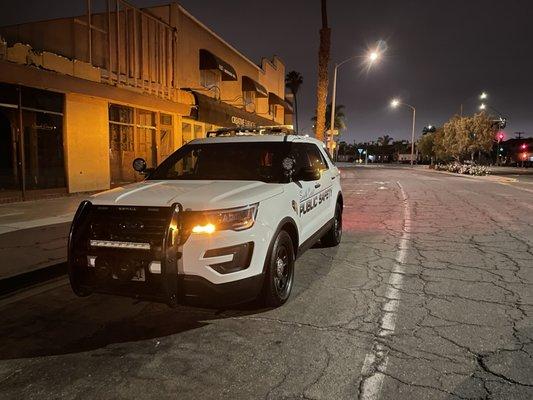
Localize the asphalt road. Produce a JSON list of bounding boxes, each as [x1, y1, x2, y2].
[[0, 166, 532, 400]]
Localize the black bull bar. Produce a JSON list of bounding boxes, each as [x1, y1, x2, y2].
[[67, 200, 183, 307]]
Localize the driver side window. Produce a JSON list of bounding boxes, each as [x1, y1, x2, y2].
[[291, 144, 312, 177]]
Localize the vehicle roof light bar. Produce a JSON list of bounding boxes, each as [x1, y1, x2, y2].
[[206, 125, 295, 137]]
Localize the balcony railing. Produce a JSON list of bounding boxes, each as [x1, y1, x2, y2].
[[1, 0, 178, 100]]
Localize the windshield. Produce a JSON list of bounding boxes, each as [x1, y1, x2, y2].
[[148, 142, 291, 183]]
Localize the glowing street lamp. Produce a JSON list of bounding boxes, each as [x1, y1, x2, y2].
[[368, 50, 379, 64], [479, 103, 487, 110], [390, 98, 416, 166], [480, 92, 488, 100]]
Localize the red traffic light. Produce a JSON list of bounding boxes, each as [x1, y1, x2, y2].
[[520, 143, 527, 150]]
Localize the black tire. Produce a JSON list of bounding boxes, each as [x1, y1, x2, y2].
[[262, 230, 295, 307], [321, 202, 342, 247]]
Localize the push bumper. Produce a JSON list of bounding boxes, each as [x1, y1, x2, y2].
[[68, 201, 267, 307]]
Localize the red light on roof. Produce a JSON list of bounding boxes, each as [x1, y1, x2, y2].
[[496, 131, 505, 141]]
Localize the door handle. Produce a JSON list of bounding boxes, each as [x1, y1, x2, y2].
[[314, 183, 321, 189]]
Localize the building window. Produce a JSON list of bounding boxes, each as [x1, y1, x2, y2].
[[109, 104, 135, 185], [182, 122, 192, 145], [194, 124, 203, 139], [243, 91, 256, 111], [269, 104, 278, 119], [160, 113, 173, 162], [200, 69, 221, 90]]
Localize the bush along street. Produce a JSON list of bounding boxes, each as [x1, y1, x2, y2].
[[435, 162, 491, 176]]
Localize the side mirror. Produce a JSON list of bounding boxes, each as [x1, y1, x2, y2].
[[133, 158, 147, 173], [295, 167, 320, 182], [132, 158, 154, 177]]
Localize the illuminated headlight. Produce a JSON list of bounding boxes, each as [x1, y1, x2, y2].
[[190, 204, 258, 233], [89, 240, 151, 250]]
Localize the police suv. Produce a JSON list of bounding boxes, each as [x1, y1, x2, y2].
[[68, 126, 343, 308]]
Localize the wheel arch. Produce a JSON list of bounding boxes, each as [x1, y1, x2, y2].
[[337, 192, 344, 209], [278, 217, 299, 253], [262, 217, 299, 274]]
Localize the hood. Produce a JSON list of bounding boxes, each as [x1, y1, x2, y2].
[[90, 180, 284, 210]]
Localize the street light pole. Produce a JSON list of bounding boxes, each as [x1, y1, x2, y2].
[[410, 105, 416, 166], [390, 99, 417, 166], [329, 63, 339, 157], [328, 50, 380, 157], [329, 55, 357, 156]]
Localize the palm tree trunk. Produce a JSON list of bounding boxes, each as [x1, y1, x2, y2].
[[315, 0, 330, 142], [294, 94, 299, 134]]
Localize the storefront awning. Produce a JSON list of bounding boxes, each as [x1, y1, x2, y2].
[[242, 76, 268, 98], [268, 92, 293, 114], [199, 49, 238, 81], [189, 91, 276, 128]]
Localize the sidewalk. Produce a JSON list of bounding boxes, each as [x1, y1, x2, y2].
[[0, 195, 88, 279]]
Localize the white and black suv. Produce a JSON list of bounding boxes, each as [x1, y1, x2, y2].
[[68, 126, 343, 307]]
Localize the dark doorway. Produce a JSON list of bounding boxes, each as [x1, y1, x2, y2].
[[0, 108, 17, 191]]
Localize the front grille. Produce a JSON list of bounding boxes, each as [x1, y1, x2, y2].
[[87, 205, 172, 248]]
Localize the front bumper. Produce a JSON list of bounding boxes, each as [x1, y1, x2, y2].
[[68, 201, 272, 307]]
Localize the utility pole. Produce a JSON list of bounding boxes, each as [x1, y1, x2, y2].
[[515, 131, 524, 139]]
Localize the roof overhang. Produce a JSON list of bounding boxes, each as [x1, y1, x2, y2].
[[189, 91, 276, 128], [199, 49, 237, 81], [242, 75, 268, 98], [268, 92, 293, 113]]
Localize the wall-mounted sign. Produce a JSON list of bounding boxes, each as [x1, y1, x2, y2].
[[231, 116, 256, 128]]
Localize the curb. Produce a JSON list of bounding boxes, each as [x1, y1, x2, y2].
[[0, 262, 67, 298]]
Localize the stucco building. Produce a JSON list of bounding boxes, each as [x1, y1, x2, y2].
[[0, 1, 292, 201]]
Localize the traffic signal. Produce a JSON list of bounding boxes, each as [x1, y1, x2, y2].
[[520, 143, 527, 151]]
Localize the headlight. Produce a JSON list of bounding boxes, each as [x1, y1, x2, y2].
[[190, 204, 258, 233]]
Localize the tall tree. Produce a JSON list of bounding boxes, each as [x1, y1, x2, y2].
[[440, 113, 496, 161], [377, 134, 393, 146], [314, 0, 331, 141], [285, 71, 303, 134], [312, 103, 346, 131]]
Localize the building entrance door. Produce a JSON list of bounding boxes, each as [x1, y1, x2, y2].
[[136, 110, 157, 174]]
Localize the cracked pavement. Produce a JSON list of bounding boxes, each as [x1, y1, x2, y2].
[[0, 165, 531, 399]]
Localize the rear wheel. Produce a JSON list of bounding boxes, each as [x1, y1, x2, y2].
[[321, 202, 342, 247], [262, 230, 295, 307]]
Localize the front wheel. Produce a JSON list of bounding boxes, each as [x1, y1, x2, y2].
[[262, 230, 295, 307], [321, 202, 342, 247]]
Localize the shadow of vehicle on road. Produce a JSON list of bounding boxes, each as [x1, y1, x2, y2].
[[0, 285, 270, 360]]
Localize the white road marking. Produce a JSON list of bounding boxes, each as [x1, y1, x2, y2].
[[360, 180, 411, 400], [0, 212, 24, 218]]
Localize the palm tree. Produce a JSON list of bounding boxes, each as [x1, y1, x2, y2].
[[312, 103, 346, 130], [314, 0, 331, 141], [377, 134, 393, 146], [285, 71, 303, 134]]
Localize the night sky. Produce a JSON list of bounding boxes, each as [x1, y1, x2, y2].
[[1, 0, 532, 142]]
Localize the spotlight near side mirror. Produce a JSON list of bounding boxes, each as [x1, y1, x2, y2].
[[132, 158, 147, 173]]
